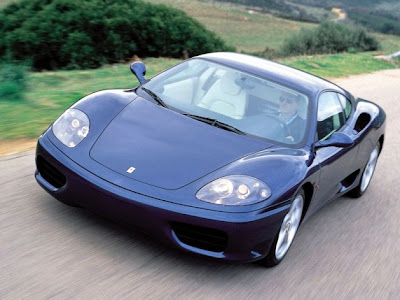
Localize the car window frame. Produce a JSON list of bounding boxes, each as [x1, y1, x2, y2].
[[336, 92, 353, 120], [316, 91, 349, 142]]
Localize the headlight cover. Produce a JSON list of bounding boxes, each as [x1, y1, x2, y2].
[[196, 175, 271, 206], [52, 109, 90, 147]]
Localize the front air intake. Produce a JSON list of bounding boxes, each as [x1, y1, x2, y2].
[[36, 155, 66, 189], [171, 222, 228, 252]]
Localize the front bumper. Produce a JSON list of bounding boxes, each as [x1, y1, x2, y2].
[[35, 135, 290, 263]]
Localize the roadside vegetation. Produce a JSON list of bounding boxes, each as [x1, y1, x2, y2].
[[0, 61, 28, 101], [0, 0, 230, 70], [281, 52, 397, 78], [281, 21, 380, 56]]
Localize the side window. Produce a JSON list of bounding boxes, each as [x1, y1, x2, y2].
[[337, 93, 352, 119], [317, 92, 346, 141]]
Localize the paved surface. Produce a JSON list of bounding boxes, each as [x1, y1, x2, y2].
[[1, 70, 400, 299]]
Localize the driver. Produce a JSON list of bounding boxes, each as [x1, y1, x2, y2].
[[279, 91, 306, 142]]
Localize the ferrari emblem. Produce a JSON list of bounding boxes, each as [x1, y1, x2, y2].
[[126, 166, 136, 173]]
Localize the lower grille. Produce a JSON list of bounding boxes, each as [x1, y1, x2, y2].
[[171, 222, 228, 252], [36, 155, 66, 188]]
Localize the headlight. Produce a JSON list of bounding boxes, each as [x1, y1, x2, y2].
[[196, 175, 271, 206], [52, 109, 90, 147]]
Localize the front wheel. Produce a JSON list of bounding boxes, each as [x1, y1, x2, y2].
[[348, 143, 380, 198], [258, 189, 304, 267]]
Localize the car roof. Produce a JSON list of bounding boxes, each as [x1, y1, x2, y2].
[[197, 52, 349, 98]]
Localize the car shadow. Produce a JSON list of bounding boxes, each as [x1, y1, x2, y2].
[[40, 187, 373, 285]]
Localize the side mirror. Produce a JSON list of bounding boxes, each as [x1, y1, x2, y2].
[[130, 61, 147, 85], [314, 132, 354, 149]]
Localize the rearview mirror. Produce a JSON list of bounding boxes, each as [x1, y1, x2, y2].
[[130, 61, 147, 85], [314, 132, 354, 149]]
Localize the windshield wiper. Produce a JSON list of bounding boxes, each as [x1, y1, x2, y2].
[[182, 113, 216, 124], [214, 120, 246, 135], [183, 113, 246, 135], [142, 87, 168, 108]]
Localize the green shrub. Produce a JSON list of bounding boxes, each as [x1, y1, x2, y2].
[[0, 61, 28, 101], [0, 0, 232, 70], [281, 21, 380, 56]]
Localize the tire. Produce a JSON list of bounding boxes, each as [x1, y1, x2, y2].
[[348, 143, 380, 198], [258, 189, 304, 267]]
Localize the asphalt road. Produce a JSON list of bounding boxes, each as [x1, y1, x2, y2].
[[1, 70, 400, 299]]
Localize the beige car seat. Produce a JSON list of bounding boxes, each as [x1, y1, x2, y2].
[[198, 72, 247, 119]]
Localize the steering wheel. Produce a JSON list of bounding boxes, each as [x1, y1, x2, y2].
[[259, 113, 291, 141]]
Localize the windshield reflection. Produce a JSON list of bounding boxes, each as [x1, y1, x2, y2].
[[143, 58, 309, 145]]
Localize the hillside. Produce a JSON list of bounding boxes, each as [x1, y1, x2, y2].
[[146, 0, 316, 53], [214, 0, 400, 36], [146, 0, 400, 54], [296, 0, 400, 36]]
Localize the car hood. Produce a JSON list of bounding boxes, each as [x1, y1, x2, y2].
[[90, 97, 272, 190]]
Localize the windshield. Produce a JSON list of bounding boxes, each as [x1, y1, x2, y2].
[[142, 58, 309, 145]]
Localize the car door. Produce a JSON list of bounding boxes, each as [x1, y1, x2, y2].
[[312, 91, 358, 209]]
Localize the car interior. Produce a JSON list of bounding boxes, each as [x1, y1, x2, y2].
[[152, 61, 309, 143]]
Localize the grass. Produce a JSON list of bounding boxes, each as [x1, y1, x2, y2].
[[373, 33, 400, 54], [281, 52, 397, 78], [0, 58, 180, 140]]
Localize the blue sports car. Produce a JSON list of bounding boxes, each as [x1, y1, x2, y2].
[[35, 52, 385, 267]]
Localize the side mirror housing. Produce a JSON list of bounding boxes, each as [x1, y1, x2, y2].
[[130, 61, 147, 85], [314, 132, 354, 149]]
